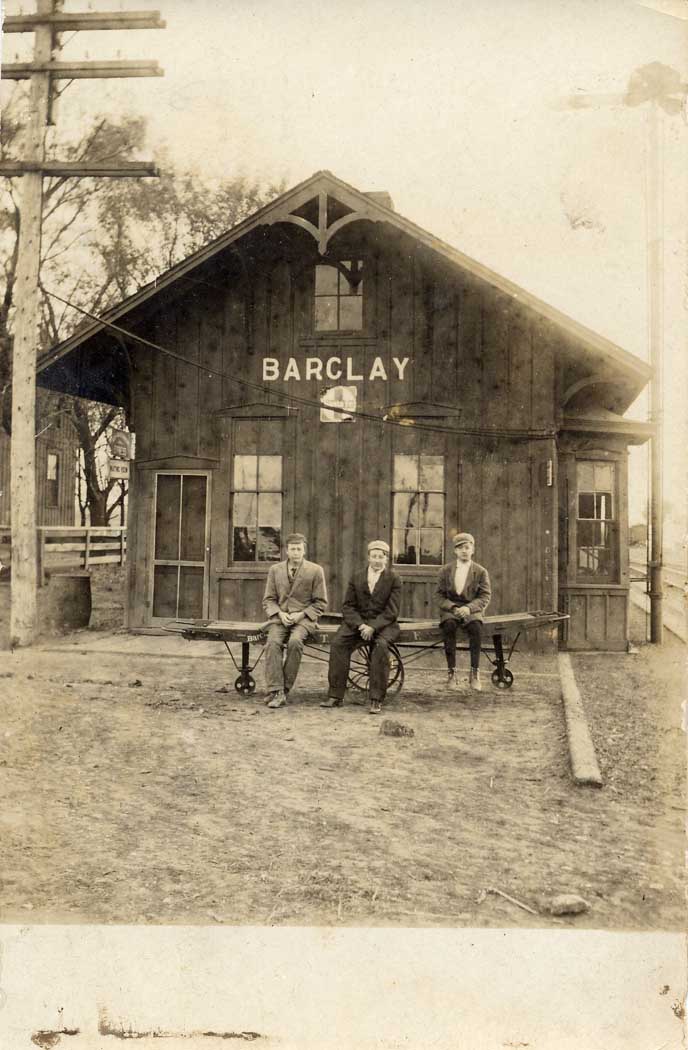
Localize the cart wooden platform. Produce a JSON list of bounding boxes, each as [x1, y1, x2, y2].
[[164, 611, 568, 695]]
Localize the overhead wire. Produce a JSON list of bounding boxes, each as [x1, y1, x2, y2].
[[44, 288, 557, 442]]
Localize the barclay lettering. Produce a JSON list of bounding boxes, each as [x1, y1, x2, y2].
[[393, 357, 409, 380], [325, 357, 342, 381], [283, 358, 300, 381], [262, 358, 280, 381], [305, 358, 323, 381], [262, 356, 410, 382]]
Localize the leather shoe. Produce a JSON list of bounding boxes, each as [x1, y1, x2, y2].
[[320, 697, 343, 708], [369, 699, 382, 714], [267, 691, 287, 708]]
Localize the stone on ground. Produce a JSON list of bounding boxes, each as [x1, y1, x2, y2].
[[548, 893, 590, 915], [379, 719, 414, 738]]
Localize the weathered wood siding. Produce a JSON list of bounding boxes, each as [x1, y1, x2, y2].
[[0, 427, 78, 527], [128, 224, 558, 630]]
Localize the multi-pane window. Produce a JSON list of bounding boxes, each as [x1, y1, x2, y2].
[[392, 454, 445, 565], [314, 260, 364, 331], [46, 452, 59, 508], [231, 454, 282, 562], [576, 461, 616, 578]]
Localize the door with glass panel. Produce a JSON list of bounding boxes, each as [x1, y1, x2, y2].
[[575, 460, 617, 581], [151, 472, 210, 621]]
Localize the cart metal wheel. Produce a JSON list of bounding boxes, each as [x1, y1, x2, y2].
[[347, 645, 371, 695], [347, 642, 405, 696], [234, 674, 256, 695], [491, 668, 514, 689]]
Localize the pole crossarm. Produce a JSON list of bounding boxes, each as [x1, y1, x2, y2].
[[0, 161, 159, 177], [3, 60, 163, 79], [3, 11, 165, 31], [6, 0, 165, 647]]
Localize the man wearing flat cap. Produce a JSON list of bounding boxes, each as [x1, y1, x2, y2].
[[436, 532, 491, 692], [262, 533, 327, 708], [322, 540, 402, 714]]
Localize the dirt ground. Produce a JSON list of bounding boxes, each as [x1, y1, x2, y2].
[[0, 567, 684, 930]]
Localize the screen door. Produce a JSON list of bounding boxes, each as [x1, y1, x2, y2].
[[151, 472, 210, 620]]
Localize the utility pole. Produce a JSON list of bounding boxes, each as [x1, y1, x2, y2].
[[646, 99, 664, 643], [1, 3, 164, 646], [6, 0, 53, 647], [559, 62, 688, 644]]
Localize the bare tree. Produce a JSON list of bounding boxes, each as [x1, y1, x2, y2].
[[1, 86, 280, 524]]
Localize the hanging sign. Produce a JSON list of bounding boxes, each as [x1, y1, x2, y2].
[[110, 429, 132, 460], [108, 459, 130, 480]]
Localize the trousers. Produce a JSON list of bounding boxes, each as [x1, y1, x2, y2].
[[327, 623, 400, 702], [264, 621, 313, 693], [440, 618, 482, 670]]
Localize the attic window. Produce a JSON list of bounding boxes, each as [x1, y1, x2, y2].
[[314, 260, 363, 331]]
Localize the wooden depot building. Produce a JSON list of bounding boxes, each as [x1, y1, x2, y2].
[[37, 171, 653, 649]]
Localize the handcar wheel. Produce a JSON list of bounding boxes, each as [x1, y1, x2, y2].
[[491, 668, 514, 690], [346, 642, 405, 696], [347, 645, 371, 694], [235, 674, 256, 695], [386, 644, 405, 696]]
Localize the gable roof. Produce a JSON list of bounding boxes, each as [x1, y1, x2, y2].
[[38, 168, 651, 394]]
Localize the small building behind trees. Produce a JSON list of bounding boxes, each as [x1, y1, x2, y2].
[[37, 170, 653, 649], [0, 405, 79, 527]]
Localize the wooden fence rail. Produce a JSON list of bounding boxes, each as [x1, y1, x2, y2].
[[0, 526, 127, 582]]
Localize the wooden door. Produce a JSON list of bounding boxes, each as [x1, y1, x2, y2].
[[150, 471, 210, 621]]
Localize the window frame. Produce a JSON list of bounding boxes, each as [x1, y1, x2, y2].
[[313, 258, 365, 334], [229, 452, 284, 565], [391, 452, 446, 567]]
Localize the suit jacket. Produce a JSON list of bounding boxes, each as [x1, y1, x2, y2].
[[436, 560, 491, 623], [341, 568, 402, 633], [262, 559, 328, 629]]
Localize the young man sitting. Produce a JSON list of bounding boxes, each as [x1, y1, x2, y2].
[[436, 532, 491, 692], [321, 540, 402, 714], [261, 533, 327, 708]]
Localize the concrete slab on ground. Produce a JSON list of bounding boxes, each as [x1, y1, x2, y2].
[[34, 629, 229, 660]]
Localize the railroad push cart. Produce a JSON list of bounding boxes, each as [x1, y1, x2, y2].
[[165, 611, 568, 696]]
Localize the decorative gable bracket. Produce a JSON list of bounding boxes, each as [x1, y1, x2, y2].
[[261, 188, 386, 254]]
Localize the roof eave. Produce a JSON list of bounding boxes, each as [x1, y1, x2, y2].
[[561, 415, 655, 445], [37, 169, 652, 398]]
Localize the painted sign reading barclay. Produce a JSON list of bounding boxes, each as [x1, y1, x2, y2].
[[262, 356, 410, 382]]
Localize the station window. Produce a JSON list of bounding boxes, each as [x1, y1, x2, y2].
[[314, 260, 364, 331], [392, 454, 445, 565], [576, 460, 616, 578], [46, 451, 59, 508], [231, 454, 283, 562]]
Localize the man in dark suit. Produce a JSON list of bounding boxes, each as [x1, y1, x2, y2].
[[321, 540, 402, 714], [436, 532, 491, 692], [262, 533, 327, 709]]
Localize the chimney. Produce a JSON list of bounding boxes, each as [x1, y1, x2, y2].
[[364, 190, 395, 212]]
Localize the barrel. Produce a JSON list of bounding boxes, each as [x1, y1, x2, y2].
[[0, 571, 92, 648]]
